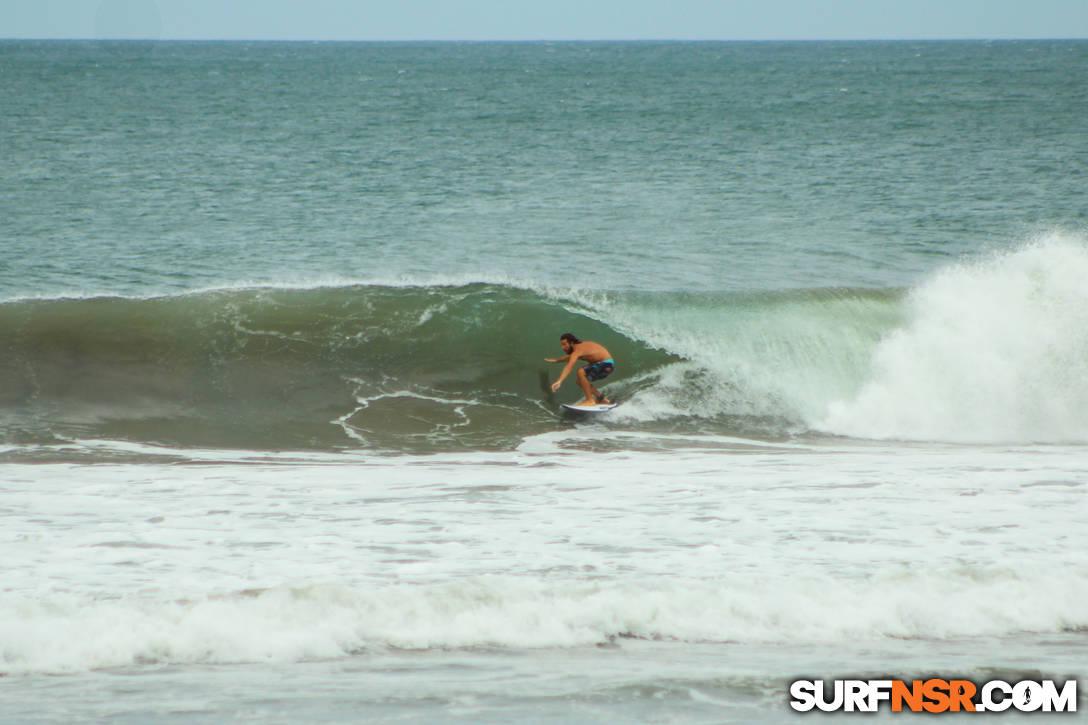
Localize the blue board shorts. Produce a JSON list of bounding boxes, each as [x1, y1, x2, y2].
[[583, 359, 615, 382]]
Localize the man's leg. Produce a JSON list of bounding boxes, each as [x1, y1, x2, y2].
[[575, 368, 597, 406], [587, 365, 612, 404]]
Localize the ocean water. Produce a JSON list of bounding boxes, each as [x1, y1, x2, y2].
[[1, 40, 1087, 722]]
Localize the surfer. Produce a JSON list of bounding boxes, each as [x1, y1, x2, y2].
[[546, 333, 614, 406]]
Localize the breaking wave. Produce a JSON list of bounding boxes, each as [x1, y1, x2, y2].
[[2, 233, 1086, 452], [4, 566, 1086, 674]]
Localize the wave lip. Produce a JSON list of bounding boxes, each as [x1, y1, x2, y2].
[[820, 234, 1088, 443]]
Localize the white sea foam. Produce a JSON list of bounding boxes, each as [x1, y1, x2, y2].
[[3, 440, 1087, 675], [822, 234, 1088, 442], [2, 566, 1086, 675]]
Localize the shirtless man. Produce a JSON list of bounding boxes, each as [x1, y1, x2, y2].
[[545, 333, 615, 406]]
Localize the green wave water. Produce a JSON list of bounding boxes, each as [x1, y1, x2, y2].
[[0, 282, 903, 452], [6, 234, 1088, 454]]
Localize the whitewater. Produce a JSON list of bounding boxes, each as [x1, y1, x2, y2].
[[2, 40, 1087, 722]]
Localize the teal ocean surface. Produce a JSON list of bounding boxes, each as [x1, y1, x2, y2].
[[1, 41, 1086, 722], [4, 40, 1086, 298]]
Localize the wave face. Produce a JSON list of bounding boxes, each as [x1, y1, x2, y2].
[[0, 281, 900, 452], [3, 235, 1087, 451], [0, 284, 674, 450]]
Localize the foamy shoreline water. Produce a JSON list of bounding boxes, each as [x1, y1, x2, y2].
[[3, 441, 1086, 668], [2, 441, 1086, 721]]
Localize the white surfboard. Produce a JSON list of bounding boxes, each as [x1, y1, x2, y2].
[[561, 402, 617, 412]]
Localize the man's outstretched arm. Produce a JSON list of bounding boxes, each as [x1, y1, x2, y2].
[[551, 355, 580, 392]]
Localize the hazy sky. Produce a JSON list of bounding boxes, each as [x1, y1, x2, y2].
[[4, 0, 1088, 41]]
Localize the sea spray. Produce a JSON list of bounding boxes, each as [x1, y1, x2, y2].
[[821, 234, 1088, 443]]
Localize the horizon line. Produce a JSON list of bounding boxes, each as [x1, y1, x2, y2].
[[4, 36, 1086, 43]]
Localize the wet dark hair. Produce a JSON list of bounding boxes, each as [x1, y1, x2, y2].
[[560, 333, 581, 345]]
